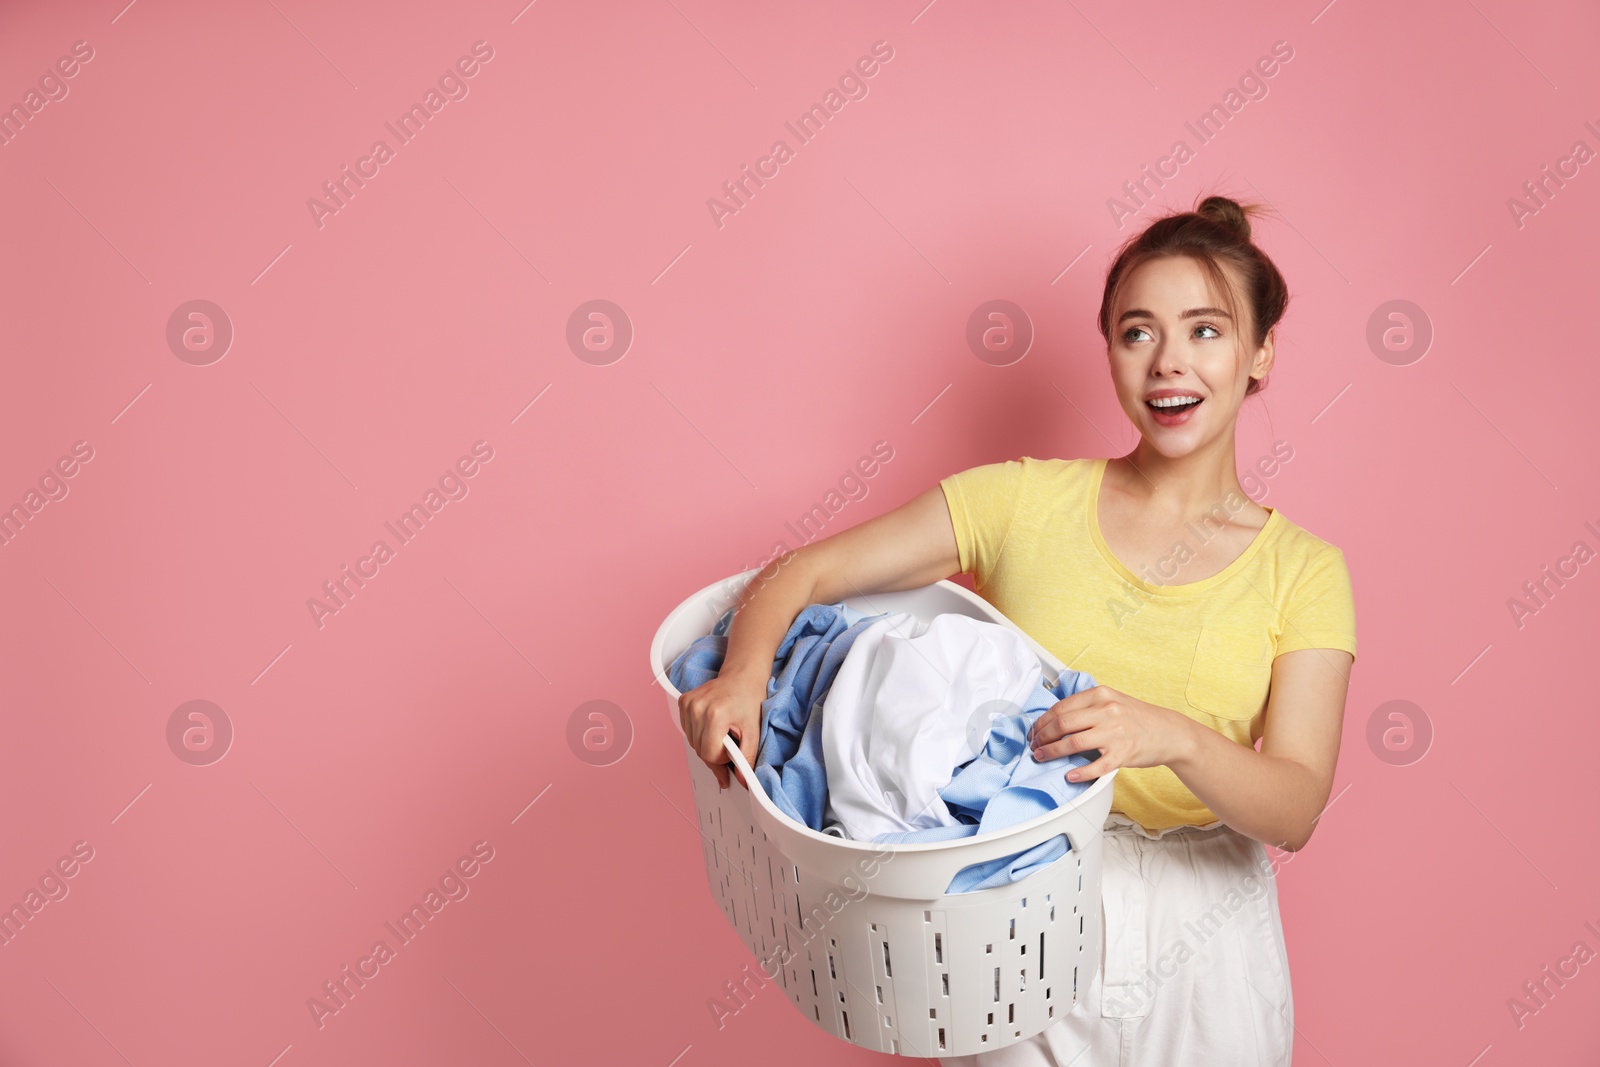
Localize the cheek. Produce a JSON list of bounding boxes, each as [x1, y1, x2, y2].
[[1196, 348, 1243, 391], [1112, 358, 1146, 403], [1106, 349, 1134, 384]]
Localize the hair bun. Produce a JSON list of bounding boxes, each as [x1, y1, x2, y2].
[[1197, 196, 1251, 241]]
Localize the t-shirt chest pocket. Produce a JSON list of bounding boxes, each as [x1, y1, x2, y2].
[[1184, 624, 1275, 723]]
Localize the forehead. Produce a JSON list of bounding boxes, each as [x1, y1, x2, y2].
[[1117, 254, 1243, 313]]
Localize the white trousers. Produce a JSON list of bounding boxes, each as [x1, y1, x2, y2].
[[940, 814, 1294, 1067]]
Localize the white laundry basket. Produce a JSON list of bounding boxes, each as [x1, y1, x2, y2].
[[650, 569, 1117, 1059]]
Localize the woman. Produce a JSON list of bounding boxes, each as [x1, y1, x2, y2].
[[678, 194, 1356, 1066]]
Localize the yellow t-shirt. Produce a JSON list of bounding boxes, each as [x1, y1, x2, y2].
[[940, 455, 1357, 833]]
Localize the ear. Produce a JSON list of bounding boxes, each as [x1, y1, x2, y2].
[[1250, 328, 1276, 381]]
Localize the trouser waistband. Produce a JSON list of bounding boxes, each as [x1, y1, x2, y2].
[[1102, 812, 1234, 840]]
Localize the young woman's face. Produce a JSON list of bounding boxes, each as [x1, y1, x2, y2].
[[1107, 254, 1271, 457]]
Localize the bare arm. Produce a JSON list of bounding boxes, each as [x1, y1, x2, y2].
[[1164, 647, 1354, 851], [722, 484, 962, 679], [678, 484, 963, 788]]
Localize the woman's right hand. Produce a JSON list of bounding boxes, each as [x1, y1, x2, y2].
[[678, 668, 768, 791], [674, 483, 964, 791]]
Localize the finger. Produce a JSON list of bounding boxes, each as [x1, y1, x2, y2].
[[710, 726, 738, 791], [1029, 692, 1094, 744], [735, 726, 756, 790], [1029, 714, 1054, 747], [696, 722, 727, 772], [1026, 710, 1052, 745], [684, 699, 700, 751], [1065, 753, 1115, 782], [1031, 706, 1091, 749], [1033, 725, 1097, 763]]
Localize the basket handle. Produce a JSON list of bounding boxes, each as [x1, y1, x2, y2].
[[899, 787, 1112, 891], [721, 731, 757, 788]]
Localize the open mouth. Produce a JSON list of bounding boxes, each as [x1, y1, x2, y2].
[[1147, 397, 1203, 413]]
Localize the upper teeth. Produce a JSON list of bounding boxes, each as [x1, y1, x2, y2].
[[1150, 396, 1199, 408]]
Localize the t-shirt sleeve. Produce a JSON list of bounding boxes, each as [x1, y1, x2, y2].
[[939, 459, 1027, 590], [1275, 546, 1357, 661]]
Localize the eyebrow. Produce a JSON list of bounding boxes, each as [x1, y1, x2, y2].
[[1117, 306, 1233, 324]]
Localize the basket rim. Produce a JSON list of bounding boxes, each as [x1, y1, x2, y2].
[[651, 569, 1118, 858]]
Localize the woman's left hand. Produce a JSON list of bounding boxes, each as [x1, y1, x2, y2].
[[1028, 684, 1191, 782]]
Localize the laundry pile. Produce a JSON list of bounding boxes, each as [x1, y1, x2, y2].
[[668, 602, 1102, 894]]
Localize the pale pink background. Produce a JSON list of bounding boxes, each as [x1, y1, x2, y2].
[[1, 0, 1596, 1064]]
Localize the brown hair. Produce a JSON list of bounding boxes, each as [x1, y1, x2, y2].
[[1096, 193, 1289, 398]]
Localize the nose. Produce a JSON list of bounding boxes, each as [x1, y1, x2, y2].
[[1149, 339, 1187, 378]]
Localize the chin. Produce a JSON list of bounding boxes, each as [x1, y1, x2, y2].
[[1143, 427, 1205, 457]]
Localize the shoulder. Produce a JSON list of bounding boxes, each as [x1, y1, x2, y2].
[[1268, 509, 1346, 561], [1018, 455, 1100, 484], [945, 455, 1098, 474], [942, 455, 1096, 494], [1265, 510, 1353, 588], [941, 455, 1103, 505]]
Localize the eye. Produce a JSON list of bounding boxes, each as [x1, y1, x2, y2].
[[1121, 322, 1223, 344]]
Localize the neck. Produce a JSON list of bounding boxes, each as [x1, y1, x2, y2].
[[1116, 435, 1252, 517]]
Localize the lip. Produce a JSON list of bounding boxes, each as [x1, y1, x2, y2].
[[1145, 391, 1204, 427]]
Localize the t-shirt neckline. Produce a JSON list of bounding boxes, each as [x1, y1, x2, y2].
[[1087, 456, 1280, 596]]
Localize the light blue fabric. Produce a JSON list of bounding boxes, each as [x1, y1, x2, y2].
[[668, 605, 1103, 895], [870, 670, 1102, 893], [669, 602, 887, 830]]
